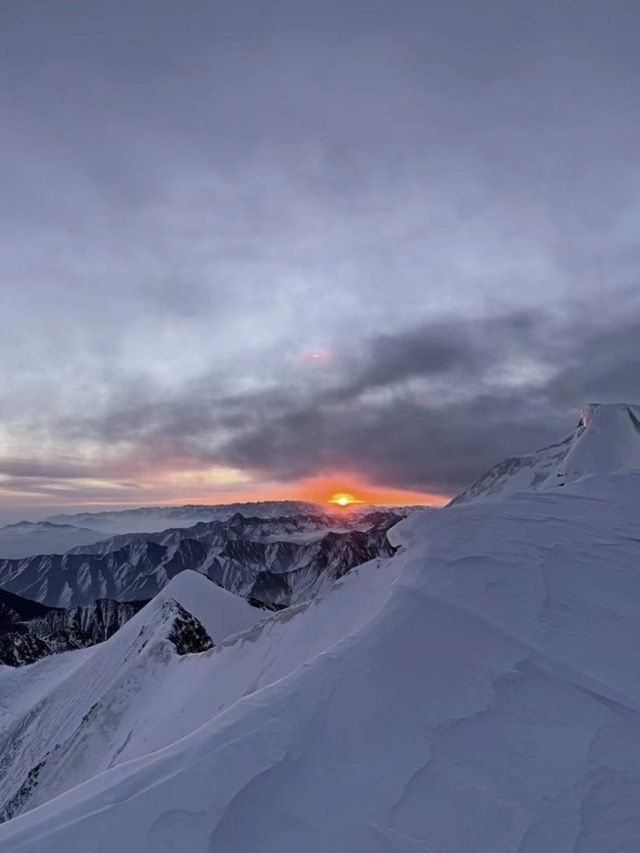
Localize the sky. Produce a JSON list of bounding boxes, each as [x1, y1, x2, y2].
[[0, 0, 639, 521]]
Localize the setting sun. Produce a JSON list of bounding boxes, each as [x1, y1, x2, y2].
[[329, 492, 361, 507]]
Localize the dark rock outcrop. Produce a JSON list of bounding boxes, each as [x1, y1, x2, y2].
[[0, 588, 147, 667]]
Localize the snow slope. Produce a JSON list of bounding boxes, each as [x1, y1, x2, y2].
[[0, 562, 385, 824], [3, 461, 640, 850], [451, 402, 640, 504], [0, 571, 264, 822]]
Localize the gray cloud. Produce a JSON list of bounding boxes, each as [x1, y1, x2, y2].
[[2, 305, 633, 503], [1, 1, 639, 515]]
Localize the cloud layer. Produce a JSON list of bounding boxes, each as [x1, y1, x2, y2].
[[0, 1, 639, 516]]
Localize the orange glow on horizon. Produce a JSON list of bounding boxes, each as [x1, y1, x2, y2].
[[156, 473, 449, 509], [329, 492, 363, 507], [166, 475, 447, 509], [295, 475, 448, 507], [7, 471, 451, 514]]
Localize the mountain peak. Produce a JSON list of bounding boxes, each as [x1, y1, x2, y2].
[[451, 402, 640, 505], [160, 570, 263, 645]]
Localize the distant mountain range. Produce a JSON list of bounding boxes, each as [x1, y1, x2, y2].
[[44, 501, 329, 536], [0, 502, 329, 560], [0, 508, 406, 610], [0, 500, 418, 560], [0, 521, 105, 560]]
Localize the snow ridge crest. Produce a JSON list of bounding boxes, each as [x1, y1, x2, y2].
[[452, 402, 640, 504]]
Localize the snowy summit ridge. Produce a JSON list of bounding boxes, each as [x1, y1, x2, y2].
[[451, 402, 640, 504]]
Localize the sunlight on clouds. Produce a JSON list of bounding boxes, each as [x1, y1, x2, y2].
[[161, 466, 253, 489], [489, 358, 556, 389], [41, 479, 133, 493]]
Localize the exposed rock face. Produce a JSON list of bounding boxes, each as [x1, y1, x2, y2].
[[166, 602, 214, 655], [0, 588, 147, 667], [0, 633, 51, 668], [28, 598, 147, 650], [0, 586, 52, 626]]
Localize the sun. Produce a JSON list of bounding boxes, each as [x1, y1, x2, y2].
[[329, 492, 359, 507]]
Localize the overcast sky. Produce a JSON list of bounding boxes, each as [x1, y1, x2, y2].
[[1, 0, 639, 520]]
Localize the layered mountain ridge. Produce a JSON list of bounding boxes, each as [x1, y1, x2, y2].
[[44, 501, 337, 536], [0, 509, 403, 609]]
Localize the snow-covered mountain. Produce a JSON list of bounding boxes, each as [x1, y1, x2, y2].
[[0, 587, 146, 667], [0, 510, 402, 609], [451, 401, 640, 504], [3, 404, 640, 851], [0, 521, 104, 559], [0, 571, 263, 823], [0, 503, 409, 560], [64, 509, 388, 554], [44, 501, 330, 536]]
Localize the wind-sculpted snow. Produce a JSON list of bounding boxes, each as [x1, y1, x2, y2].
[[3, 467, 640, 850], [451, 402, 640, 504]]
